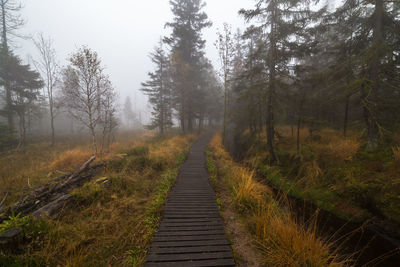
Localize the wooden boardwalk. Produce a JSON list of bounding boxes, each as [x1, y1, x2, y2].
[[144, 133, 235, 267]]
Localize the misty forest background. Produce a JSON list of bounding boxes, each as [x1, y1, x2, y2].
[[1, 0, 399, 158]]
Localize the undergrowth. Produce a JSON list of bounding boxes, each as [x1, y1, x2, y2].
[[208, 133, 350, 266], [0, 131, 150, 209], [0, 133, 195, 266], [240, 126, 400, 227]]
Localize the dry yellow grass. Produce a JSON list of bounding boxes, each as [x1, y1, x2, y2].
[[149, 134, 196, 167], [0, 131, 155, 208], [392, 146, 400, 164], [312, 137, 360, 162], [209, 133, 349, 266], [276, 125, 309, 141], [232, 168, 271, 210], [50, 147, 93, 171], [2, 133, 196, 266], [297, 159, 323, 185]]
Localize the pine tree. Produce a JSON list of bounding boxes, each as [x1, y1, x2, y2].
[[141, 41, 173, 135], [0, 0, 24, 132], [165, 0, 212, 132], [0, 50, 43, 147], [331, 0, 400, 150], [240, 0, 319, 163], [123, 96, 136, 129]]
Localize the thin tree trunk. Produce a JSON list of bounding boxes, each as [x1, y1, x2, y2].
[[1, 1, 13, 133], [344, 94, 350, 137], [266, 3, 278, 164], [297, 114, 301, 153], [364, 0, 383, 151], [1, 0, 7, 48], [188, 104, 193, 132], [17, 112, 26, 149], [49, 92, 55, 146], [291, 123, 294, 138], [90, 125, 97, 156], [223, 77, 227, 145], [180, 104, 185, 134], [297, 93, 305, 153]]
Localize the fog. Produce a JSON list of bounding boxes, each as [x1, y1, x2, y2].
[[17, 0, 254, 124]]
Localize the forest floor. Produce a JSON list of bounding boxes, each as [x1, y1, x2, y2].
[[3, 128, 398, 266], [238, 126, 400, 237], [207, 133, 349, 266], [0, 132, 195, 266]]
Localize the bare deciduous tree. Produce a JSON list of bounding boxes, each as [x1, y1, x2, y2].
[[33, 33, 58, 146], [99, 77, 118, 153], [61, 47, 105, 156]]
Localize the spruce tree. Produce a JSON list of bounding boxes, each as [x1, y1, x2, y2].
[[240, 0, 320, 163], [165, 0, 211, 132], [141, 41, 173, 135]]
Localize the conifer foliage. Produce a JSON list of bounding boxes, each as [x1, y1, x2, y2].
[[142, 0, 222, 135]]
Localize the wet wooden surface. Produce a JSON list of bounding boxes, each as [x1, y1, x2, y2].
[[145, 133, 235, 267]]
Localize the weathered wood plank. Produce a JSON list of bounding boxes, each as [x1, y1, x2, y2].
[[144, 258, 236, 267], [144, 133, 234, 265], [149, 245, 231, 254], [147, 251, 233, 262], [153, 234, 227, 242], [154, 229, 226, 236], [151, 239, 230, 248]]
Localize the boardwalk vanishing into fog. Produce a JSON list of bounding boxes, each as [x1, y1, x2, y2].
[[144, 133, 235, 267]]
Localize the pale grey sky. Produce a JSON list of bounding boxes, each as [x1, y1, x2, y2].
[[17, 0, 254, 122]]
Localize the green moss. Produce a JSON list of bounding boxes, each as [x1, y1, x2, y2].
[[206, 150, 217, 187], [126, 146, 149, 157], [71, 183, 104, 204]]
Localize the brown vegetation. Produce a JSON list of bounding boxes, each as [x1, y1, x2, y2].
[[207, 133, 349, 266], [240, 125, 400, 231], [0, 133, 195, 266]]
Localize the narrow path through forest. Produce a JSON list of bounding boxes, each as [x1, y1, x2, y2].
[[144, 133, 235, 267]]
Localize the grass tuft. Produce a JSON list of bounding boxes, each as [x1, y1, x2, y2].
[[392, 146, 400, 164], [50, 147, 93, 171]]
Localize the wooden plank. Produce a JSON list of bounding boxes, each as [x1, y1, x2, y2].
[[152, 234, 227, 242], [163, 211, 220, 215], [147, 251, 233, 262], [159, 225, 223, 231], [163, 214, 220, 219], [149, 245, 231, 254], [154, 229, 225, 236], [151, 238, 230, 248], [159, 222, 222, 227], [144, 258, 235, 267], [162, 218, 222, 223]]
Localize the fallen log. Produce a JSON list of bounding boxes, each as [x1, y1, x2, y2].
[[61, 156, 96, 186], [0, 192, 8, 212], [0, 158, 104, 223], [0, 227, 22, 249], [32, 194, 72, 218]]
